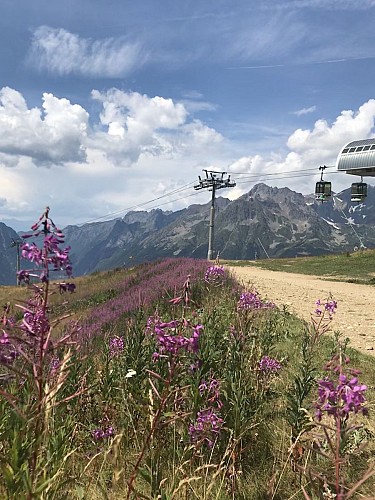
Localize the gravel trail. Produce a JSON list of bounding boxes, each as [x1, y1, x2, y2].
[[228, 265, 375, 356]]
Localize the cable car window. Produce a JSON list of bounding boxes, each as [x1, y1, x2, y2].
[[371, 145, 375, 150], [363, 145, 371, 151], [342, 148, 349, 153], [356, 146, 364, 151], [349, 148, 356, 152]]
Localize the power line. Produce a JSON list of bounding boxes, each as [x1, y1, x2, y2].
[[228, 165, 336, 177], [79, 180, 196, 226], [235, 170, 343, 186], [74, 167, 354, 227]]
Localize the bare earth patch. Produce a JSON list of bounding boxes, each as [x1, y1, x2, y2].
[[229, 265, 375, 356]]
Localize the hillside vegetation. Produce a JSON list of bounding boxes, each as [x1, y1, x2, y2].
[[1, 250, 375, 498]]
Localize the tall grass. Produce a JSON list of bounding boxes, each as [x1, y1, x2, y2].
[[1, 220, 375, 499]]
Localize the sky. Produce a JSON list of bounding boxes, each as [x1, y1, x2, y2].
[[1, 0, 375, 230]]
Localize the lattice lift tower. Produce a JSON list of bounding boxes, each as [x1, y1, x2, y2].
[[194, 170, 236, 260]]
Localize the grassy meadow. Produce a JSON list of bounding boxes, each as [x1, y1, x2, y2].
[[1, 248, 375, 498], [226, 248, 375, 285]]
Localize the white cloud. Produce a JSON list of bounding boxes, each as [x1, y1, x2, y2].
[[90, 88, 189, 165], [1, 89, 375, 228], [0, 87, 88, 166], [0, 86, 225, 225], [28, 26, 147, 77], [0, 86, 223, 169], [227, 99, 375, 196], [292, 106, 316, 116], [287, 100, 375, 159]]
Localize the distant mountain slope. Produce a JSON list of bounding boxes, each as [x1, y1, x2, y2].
[[1, 183, 375, 283]]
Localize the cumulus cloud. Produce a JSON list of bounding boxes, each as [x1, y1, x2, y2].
[[287, 100, 375, 160], [89, 88, 223, 164], [28, 26, 147, 77], [228, 99, 375, 196], [90, 88, 188, 165], [1, 88, 375, 227], [0, 86, 223, 169], [0, 87, 88, 166]]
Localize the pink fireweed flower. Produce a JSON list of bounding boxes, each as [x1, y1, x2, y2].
[[146, 316, 203, 359], [189, 408, 224, 448], [259, 355, 282, 374], [92, 426, 115, 441], [315, 299, 337, 320], [20, 208, 74, 281], [237, 290, 275, 311], [204, 265, 226, 286], [21, 307, 50, 337], [0, 331, 9, 344], [21, 243, 43, 264], [315, 373, 368, 421], [0, 332, 19, 366], [109, 336, 124, 357]]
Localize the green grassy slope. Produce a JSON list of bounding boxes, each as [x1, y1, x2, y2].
[[226, 248, 375, 284]]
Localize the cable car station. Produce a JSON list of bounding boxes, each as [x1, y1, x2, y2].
[[315, 138, 375, 203]]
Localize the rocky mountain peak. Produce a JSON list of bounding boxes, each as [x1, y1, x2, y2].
[[1, 183, 375, 283]]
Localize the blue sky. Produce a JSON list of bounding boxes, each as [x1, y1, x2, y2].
[[1, 0, 375, 229]]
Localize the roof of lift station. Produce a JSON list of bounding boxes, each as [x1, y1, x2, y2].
[[337, 138, 375, 176]]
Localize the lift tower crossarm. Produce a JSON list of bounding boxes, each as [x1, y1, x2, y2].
[[194, 170, 236, 260]]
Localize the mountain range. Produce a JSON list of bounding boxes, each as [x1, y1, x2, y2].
[[1, 182, 375, 285]]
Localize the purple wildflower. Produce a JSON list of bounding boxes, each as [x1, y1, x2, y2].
[[199, 377, 222, 408], [189, 408, 224, 448], [237, 290, 275, 311], [259, 355, 282, 374], [146, 316, 203, 359], [204, 265, 226, 286], [0, 350, 18, 365], [20, 305, 50, 338], [0, 332, 9, 344], [315, 373, 368, 421], [92, 426, 115, 441], [20, 207, 73, 280], [109, 336, 124, 357], [315, 299, 337, 320]]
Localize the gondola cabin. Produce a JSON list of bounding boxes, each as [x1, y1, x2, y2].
[[351, 182, 367, 203], [315, 181, 332, 202]]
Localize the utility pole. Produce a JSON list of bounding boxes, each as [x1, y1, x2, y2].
[[194, 170, 236, 260], [10, 238, 23, 286]]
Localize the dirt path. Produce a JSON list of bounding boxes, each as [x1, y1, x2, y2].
[[228, 265, 375, 356]]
